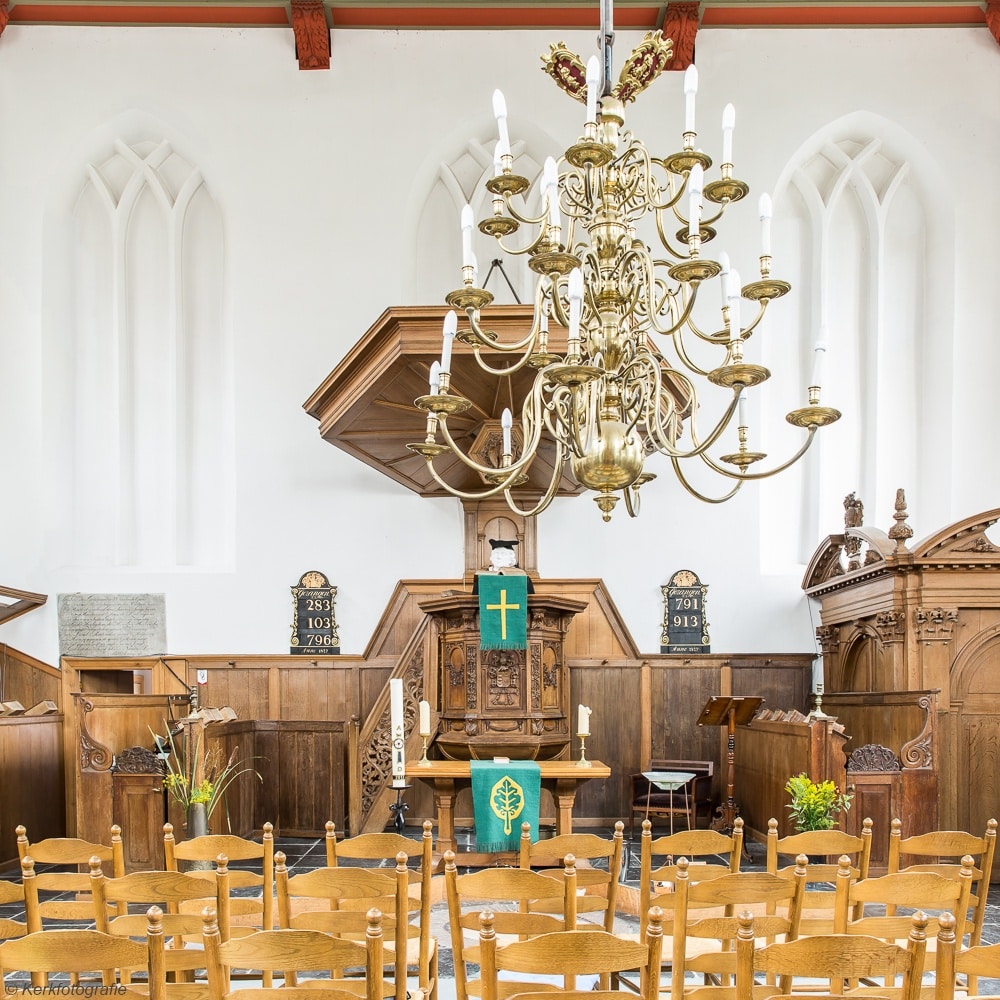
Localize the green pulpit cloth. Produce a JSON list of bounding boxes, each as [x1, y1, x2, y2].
[[477, 573, 528, 650], [470, 760, 541, 852]]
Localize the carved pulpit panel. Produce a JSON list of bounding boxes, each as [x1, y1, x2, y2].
[[421, 592, 586, 761]]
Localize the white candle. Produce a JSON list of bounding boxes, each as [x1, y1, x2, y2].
[[390, 678, 405, 785], [501, 407, 513, 455], [759, 193, 772, 257], [586, 55, 600, 125], [493, 141, 503, 177], [722, 103, 735, 164], [718, 251, 731, 306], [684, 64, 698, 133], [493, 89, 510, 157], [543, 156, 560, 231], [578, 704, 592, 736], [461, 203, 475, 268], [728, 267, 741, 340], [688, 163, 703, 241], [738, 391, 747, 428], [429, 360, 441, 394], [418, 699, 431, 737], [568, 267, 584, 342], [811, 338, 828, 387], [440, 310, 457, 375]]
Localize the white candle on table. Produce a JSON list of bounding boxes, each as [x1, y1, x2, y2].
[[578, 704, 592, 736], [390, 678, 405, 785], [419, 699, 431, 737]]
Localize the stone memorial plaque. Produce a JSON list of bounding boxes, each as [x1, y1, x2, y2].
[[58, 593, 167, 656]]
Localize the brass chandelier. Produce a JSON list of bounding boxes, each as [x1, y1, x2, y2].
[[408, 7, 840, 522]]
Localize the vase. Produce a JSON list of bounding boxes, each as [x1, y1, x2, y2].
[[184, 802, 213, 870]]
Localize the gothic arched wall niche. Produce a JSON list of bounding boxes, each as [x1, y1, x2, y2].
[[45, 134, 233, 571], [761, 113, 953, 572]]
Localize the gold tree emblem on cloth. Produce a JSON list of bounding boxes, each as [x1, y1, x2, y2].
[[491, 775, 525, 835]]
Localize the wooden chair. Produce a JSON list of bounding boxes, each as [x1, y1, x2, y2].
[[444, 848, 574, 1000], [164, 822, 274, 935], [734, 908, 929, 1000], [324, 820, 437, 1000], [517, 820, 624, 931], [201, 903, 386, 1000], [16, 823, 125, 928], [629, 759, 715, 839], [640, 817, 744, 940], [888, 818, 997, 950], [88, 854, 232, 996], [766, 817, 874, 933], [0, 878, 28, 944], [477, 906, 665, 1000], [0, 909, 164, 996], [274, 849, 407, 1000], [933, 911, 1000, 1000], [670, 856, 807, 1000]]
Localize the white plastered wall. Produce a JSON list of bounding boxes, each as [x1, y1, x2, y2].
[[0, 24, 997, 665]]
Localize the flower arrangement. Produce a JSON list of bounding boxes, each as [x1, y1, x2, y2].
[[785, 773, 852, 831], [153, 723, 261, 823]]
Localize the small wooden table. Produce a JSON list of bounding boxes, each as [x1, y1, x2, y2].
[[405, 759, 611, 857]]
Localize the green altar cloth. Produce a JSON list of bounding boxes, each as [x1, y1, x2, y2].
[[470, 760, 541, 852]]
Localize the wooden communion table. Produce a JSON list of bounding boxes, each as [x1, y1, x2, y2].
[[405, 759, 611, 858]]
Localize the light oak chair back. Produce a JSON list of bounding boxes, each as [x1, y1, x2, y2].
[[888, 818, 997, 954], [477, 906, 665, 1000], [735, 908, 928, 1000], [766, 817, 873, 932], [324, 820, 436, 1000], [16, 824, 124, 928], [0, 908, 164, 998], [164, 821, 274, 934], [670, 856, 807, 1000], [517, 820, 624, 932], [274, 850, 407, 1000], [639, 816, 744, 940], [200, 903, 385, 1000], [0, 878, 27, 944], [933, 911, 1000, 1000], [444, 849, 573, 1000]]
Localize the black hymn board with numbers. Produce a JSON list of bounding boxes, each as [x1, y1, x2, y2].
[[290, 570, 340, 654], [661, 569, 710, 654]]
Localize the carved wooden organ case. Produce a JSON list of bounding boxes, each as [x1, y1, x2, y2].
[[419, 592, 586, 761]]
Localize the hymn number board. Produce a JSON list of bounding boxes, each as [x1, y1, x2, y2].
[[661, 569, 710, 654], [290, 570, 340, 654]]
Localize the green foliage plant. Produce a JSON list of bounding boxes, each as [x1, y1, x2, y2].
[[153, 723, 261, 822], [784, 772, 852, 832]]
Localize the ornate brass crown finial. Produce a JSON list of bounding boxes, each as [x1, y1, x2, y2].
[[541, 30, 674, 106]]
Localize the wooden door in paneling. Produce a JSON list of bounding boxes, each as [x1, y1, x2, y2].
[[113, 773, 166, 872], [846, 771, 900, 875]]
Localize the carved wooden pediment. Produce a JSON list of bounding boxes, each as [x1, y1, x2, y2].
[[912, 508, 1000, 565], [802, 528, 894, 594], [846, 743, 900, 772]]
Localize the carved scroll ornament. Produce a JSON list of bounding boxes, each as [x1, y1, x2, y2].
[[846, 744, 901, 772], [77, 697, 114, 771]]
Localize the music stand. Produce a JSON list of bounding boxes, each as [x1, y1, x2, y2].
[[697, 695, 763, 841]]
